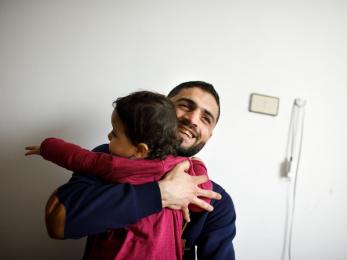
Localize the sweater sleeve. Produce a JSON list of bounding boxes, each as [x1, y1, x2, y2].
[[55, 144, 163, 238], [40, 138, 115, 176], [40, 138, 164, 184], [196, 184, 236, 260], [188, 159, 212, 212]]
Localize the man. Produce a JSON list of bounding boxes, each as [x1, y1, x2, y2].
[[46, 81, 236, 259]]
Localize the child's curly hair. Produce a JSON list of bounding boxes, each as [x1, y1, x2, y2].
[[113, 91, 179, 159]]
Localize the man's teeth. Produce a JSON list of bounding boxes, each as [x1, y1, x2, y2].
[[184, 131, 192, 138], [181, 129, 194, 138]]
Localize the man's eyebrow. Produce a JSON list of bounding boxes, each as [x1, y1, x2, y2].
[[176, 98, 216, 124], [176, 98, 195, 106], [203, 109, 215, 124]]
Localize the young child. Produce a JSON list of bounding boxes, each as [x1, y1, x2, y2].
[[25, 91, 212, 260]]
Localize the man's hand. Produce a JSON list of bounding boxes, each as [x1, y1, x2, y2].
[[158, 160, 222, 222], [25, 145, 41, 156]]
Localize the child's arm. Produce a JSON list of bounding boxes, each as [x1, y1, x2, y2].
[[188, 157, 213, 212], [25, 138, 163, 184], [26, 138, 116, 179]]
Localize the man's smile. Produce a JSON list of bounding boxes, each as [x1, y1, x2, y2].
[[177, 121, 200, 146]]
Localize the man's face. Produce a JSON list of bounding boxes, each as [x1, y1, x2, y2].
[[169, 87, 219, 157]]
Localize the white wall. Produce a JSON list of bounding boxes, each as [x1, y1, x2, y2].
[[1, 1, 346, 259]]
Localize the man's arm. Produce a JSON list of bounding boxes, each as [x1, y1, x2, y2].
[[45, 144, 222, 239], [49, 173, 162, 239], [45, 144, 163, 239]]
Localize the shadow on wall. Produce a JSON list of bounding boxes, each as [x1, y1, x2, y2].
[[1, 121, 87, 260]]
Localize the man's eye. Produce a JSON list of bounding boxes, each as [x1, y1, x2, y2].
[[202, 116, 211, 125], [178, 103, 189, 109]]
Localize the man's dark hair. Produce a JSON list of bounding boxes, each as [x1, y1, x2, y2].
[[168, 81, 220, 122], [113, 91, 178, 159]]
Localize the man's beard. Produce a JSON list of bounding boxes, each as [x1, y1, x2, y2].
[[176, 141, 206, 157], [176, 117, 205, 157]]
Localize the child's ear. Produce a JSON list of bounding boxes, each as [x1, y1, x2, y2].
[[134, 143, 149, 158]]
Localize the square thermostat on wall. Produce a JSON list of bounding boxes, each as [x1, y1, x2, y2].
[[249, 93, 279, 116]]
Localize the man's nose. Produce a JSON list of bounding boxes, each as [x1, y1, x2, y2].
[[107, 132, 112, 141], [185, 110, 199, 127]]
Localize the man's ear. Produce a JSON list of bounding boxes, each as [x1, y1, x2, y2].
[[134, 143, 149, 158]]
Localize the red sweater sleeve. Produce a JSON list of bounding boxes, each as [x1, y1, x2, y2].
[[40, 138, 116, 179], [40, 138, 165, 184], [188, 159, 213, 212]]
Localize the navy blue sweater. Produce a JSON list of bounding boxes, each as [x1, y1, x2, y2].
[[56, 144, 236, 259]]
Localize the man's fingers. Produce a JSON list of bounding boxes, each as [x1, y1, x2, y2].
[[191, 197, 214, 212], [165, 204, 191, 222], [196, 188, 222, 200], [192, 174, 209, 185], [176, 160, 190, 171], [182, 207, 190, 223], [168, 205, 182, 210]]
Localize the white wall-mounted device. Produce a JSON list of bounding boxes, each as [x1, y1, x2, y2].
[[249, 93, 280, 116]]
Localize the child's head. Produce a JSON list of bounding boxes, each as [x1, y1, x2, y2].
[[108, 91, 179, 159]]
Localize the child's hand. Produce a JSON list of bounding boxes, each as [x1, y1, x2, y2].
[[25, 145, 41, 156]]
